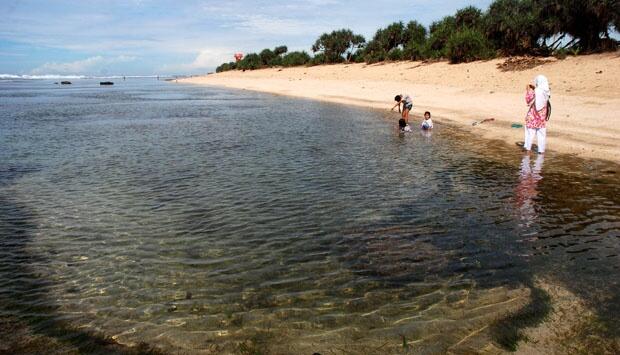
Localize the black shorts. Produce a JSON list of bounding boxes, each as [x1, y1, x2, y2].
[[403, 102, 413, 111]]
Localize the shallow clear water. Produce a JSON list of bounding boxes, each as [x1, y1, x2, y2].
[[1, 78, 619, 353]]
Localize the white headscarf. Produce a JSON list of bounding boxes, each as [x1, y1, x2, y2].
[[534, 75, 550, 111]]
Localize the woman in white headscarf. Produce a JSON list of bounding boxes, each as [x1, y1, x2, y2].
[[523, 75, 550, 154]]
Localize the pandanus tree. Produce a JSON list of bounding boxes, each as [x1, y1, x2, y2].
[[362, 22, 405, 62], [259, 49, 276, 66], [311, 29, 365, 63], [485, 0, 543, 55], [364, 21, 429, 61], [615, 4, 620, 32], [446, 6, 494, 63], [538, 0, 619, 51], [402, 20, 427, 60], [281, 51, 311, 67], [259, 45, 289, 66], [216, 0, 619, 70], [428, 16, 457, 56], [455, 6, 484, 30], [380, 22, 406, 52], [274, 45, 288, 56], [236, 53, 262, 70]]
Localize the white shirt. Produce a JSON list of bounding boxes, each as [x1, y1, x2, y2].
[[422, 118, 433, 129]]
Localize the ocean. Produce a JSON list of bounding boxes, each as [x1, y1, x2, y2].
[[1, 78, 618, 353]]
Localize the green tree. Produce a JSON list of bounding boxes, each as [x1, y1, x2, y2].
[[381, 22, 405, 51], [215, 61, 236, 73], [281, 51, 311, 67], [350, 51, 366, 63], [403, 20, 427, 45], [274, 45, 288, 56], [312, 29, 366, 63], [259, 48, 276, 66], [428, 16, 457, 57], [362, 39, 387, 63], [387, 48, 404, 61], [236, 53, 262, 70], [402, 20, 428, 60], [365, 22, 404, 54], [446, 27, 494, 63], [485, 0, 542, 55], [538, 0, 619, 51], [455, 6, 484, 30], [309, 52, 327, 65], [363, 22, 405, 63]]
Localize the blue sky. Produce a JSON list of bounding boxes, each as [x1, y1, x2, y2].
[[0, 0, 495, 76]]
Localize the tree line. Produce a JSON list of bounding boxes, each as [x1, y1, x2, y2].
[[216, 0, 618, 72]]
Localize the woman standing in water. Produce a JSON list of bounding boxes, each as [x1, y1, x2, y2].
[[524, 75, 550, 154]]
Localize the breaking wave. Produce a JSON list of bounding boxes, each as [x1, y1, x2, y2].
[[0, 74, 160, 80]]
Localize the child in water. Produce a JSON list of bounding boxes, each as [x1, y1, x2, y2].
[[421, 111, 433, 130], [392, 94, 413, 132], [398, 118, 412, 132]]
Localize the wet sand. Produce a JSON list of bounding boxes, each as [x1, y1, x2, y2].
[[180, 52, 620, 163]]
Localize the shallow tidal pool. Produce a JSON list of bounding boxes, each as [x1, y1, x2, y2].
[[1, 78, 618, 353]]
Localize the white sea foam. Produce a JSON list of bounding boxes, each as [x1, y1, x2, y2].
[[0, 74, 88, 80], [0, 74, 162, 80]]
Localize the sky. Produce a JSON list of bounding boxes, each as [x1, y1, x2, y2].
[[0, 0, 497, 76]]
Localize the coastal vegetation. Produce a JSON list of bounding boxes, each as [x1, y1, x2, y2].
[[311, 29, 365, 63], [216, 0, 618, 72]]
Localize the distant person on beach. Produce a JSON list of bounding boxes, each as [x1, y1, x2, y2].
[[421, 111, 433, 130], [391, 94, 413, 124], [523, 75, 550, 154]]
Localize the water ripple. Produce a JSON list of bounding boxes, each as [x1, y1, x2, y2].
[[1, 79, 619, 353]]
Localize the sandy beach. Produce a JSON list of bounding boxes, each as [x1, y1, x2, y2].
[[181, 52, 620, 163]]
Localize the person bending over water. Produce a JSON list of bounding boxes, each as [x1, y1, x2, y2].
[[422, 111, 433, 130], [391, 94, 413, 124], [524, 75, 550, 154]]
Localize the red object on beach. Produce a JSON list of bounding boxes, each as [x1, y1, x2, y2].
[[234, 53, 243, 62]]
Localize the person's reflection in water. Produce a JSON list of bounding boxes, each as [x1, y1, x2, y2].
[[515, 153, 544, 228], [420, 128, 432, 139]]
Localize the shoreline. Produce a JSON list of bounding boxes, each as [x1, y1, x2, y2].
[[179, 52, 620, 163]]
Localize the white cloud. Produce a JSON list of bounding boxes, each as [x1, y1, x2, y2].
[[191, 48, 234, 67], [234, 14, 323, 36], [1, 0, 497, 75], [158, 48, 234, 74], [31, 55, 136, 75]]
